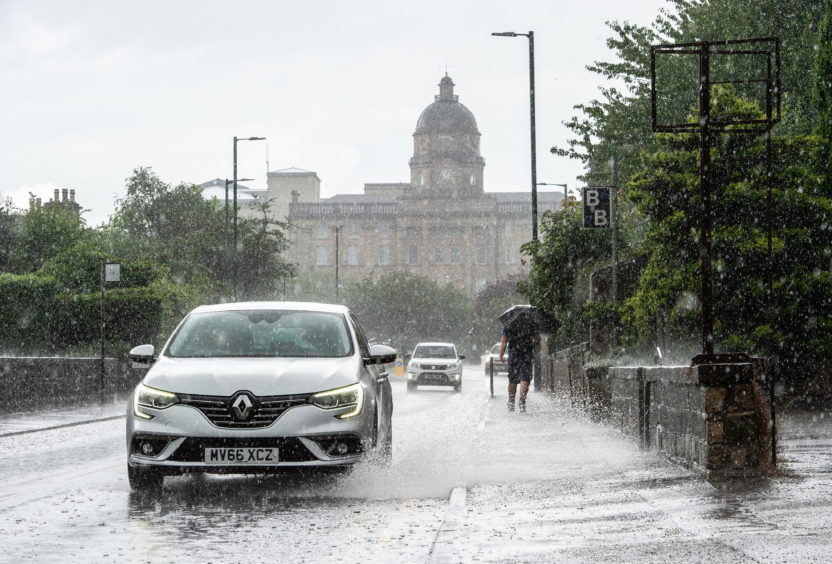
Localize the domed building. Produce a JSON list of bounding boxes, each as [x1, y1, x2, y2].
[[228, 74, 563, 298]]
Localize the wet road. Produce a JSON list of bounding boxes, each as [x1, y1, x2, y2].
[[1, 367, 831, 562]]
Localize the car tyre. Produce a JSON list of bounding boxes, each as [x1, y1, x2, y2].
[[377, 426, 393, 467], [128, 464, 164, 491], [406, 382, 416, 393], [454, 382, 461, 393]]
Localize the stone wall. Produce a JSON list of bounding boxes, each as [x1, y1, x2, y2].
[[0, 357, 142, 413], [540, 344, 771, 479]]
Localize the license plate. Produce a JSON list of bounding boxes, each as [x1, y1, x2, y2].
[[204, 447, 279, 464]]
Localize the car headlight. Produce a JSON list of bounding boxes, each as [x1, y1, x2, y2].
[[133, 383, 179, 420], [311, 383, 364, 419]]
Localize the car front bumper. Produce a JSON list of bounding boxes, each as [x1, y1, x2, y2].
[[126, 401, 373, 473]]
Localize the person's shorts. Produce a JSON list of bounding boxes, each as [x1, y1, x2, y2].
[[507, 358, 533, 384]]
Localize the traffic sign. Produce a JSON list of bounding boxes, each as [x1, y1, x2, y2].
[[583, 187, 611, 229]]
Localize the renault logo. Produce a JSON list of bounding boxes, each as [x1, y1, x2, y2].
[[231, 393, 254, 421]]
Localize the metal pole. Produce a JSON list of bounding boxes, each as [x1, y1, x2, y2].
[[489, 358, 494, 398], [766, 53, 777, 466], [224, 179, 230, 232], [233, 137, 238, 302], [99, 258, 106, 402], [528, 31, 538, 243], [611, 155, 619, 348], [335, 226, 340, 303], [699, 44, 714, 355]]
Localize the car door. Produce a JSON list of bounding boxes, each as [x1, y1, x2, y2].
[[350, 314, 392, 440]]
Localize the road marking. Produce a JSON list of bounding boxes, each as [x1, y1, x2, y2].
[[0, 415, 125, 438]]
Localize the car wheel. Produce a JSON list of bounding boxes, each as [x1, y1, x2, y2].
[[454, 382, 461, 393], [377, 425, 393, 467], [406, 382, 416, 393], [127, 464, 163, 491]]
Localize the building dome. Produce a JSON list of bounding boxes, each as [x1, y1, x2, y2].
[[415, 75, 480, 135]]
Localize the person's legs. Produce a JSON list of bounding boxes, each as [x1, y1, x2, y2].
[[517, 380, 530, 412], [507, 381, 517, 411]]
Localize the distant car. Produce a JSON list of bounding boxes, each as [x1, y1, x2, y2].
[[481, 342, 508, 375], [406, 342, 464, 392], [125, 301, 397, 490]]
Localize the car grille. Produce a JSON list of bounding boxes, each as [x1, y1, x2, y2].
[[422, 364, 450, 370], [169, 437, 316, 462], [178, 392, 312, 429]]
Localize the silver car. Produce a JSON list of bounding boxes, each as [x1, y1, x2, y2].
[[405, 342, 464, 393], [126, 301, 396, 490]]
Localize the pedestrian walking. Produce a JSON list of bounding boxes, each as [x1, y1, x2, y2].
[[499, 325, 535, 412]]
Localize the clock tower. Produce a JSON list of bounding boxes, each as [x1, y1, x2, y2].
[[408, 74, 485, 199]]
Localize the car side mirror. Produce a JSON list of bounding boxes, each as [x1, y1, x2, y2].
[[129, 344, 156, 367], [366, 344, 397, 365], [458, 354, 466, 360], [403, 352, 412, 362]]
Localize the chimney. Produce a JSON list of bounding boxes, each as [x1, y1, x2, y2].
[[62, 188, 69, 202], [70, 189, 76, 202], [53, 189, 59, 202]]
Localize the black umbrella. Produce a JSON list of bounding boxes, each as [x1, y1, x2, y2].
[[498, 305, 558, 336]]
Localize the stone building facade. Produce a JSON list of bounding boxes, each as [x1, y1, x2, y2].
[[222, 74, 563, 298]]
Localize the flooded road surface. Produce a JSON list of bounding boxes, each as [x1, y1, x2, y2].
[[1, 367, 831, 562]]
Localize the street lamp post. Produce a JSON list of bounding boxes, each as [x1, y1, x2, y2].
[[493, 30, 538, 242], [225, 177, 253, 232], [233, 136, 266, 301]]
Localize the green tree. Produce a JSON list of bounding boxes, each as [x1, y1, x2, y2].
[[11, 199, 90, 273], [624, 90, 832, 393], [518, 202, 618, 347], [813, 0, 832, 177], [0, 195, 18, 273], [343, 272, 473, 353], [106, 167, 295, 303], [557, 0, 826, 187]]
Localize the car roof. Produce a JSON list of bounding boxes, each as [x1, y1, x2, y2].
[[189, 301, 351, 315]]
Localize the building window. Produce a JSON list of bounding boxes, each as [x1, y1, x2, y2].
[[506, 245, 517, 265], [378, 245, 390, 266], [378, 222, 389, 238], [316, 221, 327, 239], [450, 246, 460, 264], [409, 245, 418, 265], [476, 245, 486, 265], [435, 246, 443, 264], [347, 245, 359, 266], [473, 226, 487, 237], [419, 172, 424, 186], [347, 222, 358, 238], [316, 246, 328, 266], [470, 173, 475, 185], [406, 226, 421, 238], [505, 221, 515, 237]]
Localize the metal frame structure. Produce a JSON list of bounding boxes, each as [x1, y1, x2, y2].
[[650, 37, 781, 357]]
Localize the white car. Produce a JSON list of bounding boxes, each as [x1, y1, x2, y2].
[[406, 342, 464, 393], [126, 301, 396, 490]]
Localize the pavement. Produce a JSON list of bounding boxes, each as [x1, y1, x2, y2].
[[429, 387, 832, 563]]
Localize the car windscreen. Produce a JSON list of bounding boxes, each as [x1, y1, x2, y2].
[[413, 345, 456, 359], [165, 310, 354, 358]]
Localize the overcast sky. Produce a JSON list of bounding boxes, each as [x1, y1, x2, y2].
[[1, 0, 668, 226]]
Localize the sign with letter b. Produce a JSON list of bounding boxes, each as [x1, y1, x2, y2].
[[582, 187, 611, 229]]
